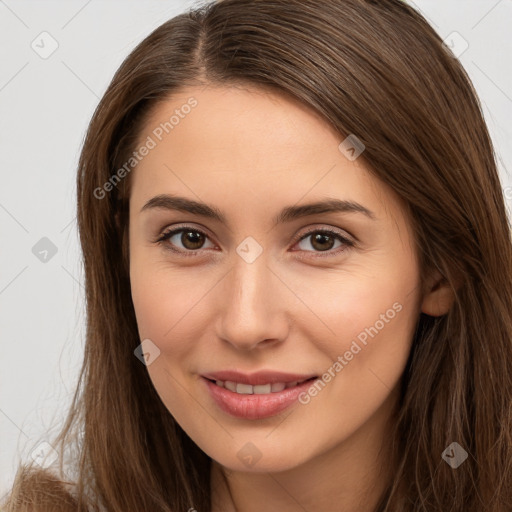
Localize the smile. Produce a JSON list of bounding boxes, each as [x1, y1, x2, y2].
[[209, 377, 316, 395], [202, 376, 319, 420]]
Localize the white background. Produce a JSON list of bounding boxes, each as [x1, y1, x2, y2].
[[1, 0, 511, 500]]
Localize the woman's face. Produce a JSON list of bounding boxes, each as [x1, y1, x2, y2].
[[128, 84, 423, 473]]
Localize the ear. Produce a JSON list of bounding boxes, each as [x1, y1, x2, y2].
[[420, 269, 457, 317]]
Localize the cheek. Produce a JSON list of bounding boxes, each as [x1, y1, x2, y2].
[[301, 271, 420, 424], [129, 253, 221, 395], [288, 258, 418, 347], [129, 261, 203, 421], [129, 229, 195, 339], [130, 264, 198, 350]]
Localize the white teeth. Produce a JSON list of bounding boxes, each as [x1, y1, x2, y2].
[[253, 384, 272, 394], [270, 382, 285, 392], [236, 383, 253, 394], [212, 379, 311, 394], [224, 381, 237, 392]]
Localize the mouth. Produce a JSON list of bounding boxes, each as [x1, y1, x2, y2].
[[202, 375, 320, 420], [204, 376, 318, 395]]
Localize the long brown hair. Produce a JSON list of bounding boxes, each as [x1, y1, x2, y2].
[[3, 0, 512, 510]]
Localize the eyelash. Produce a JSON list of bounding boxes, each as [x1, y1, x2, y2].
[[154, 224, 355, 259]]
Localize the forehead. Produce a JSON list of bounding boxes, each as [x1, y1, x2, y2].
[[129, 84, 401, 226], [137, 83, 340, 157]]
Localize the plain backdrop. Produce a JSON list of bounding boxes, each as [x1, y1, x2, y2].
[[1, 0, 511, 500]]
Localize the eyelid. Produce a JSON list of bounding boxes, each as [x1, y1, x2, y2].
[[291, 224, 355, 245], [155, 223, 216, 255], [155, 222, 355, 257]]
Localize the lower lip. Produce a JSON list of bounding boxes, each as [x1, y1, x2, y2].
[[202, 377, 317, 420]]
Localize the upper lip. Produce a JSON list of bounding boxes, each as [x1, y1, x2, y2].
[[202, 370, 317, 386]]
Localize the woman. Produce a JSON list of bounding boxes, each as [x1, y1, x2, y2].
[[3, 0, 512, 510]]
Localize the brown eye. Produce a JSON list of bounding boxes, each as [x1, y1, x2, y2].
[[294, 229, 354, 257], [309, 232, 336, 251], [180, 230, 206, 250], [157, 227, 215, 254], [156, 225, 354, 259]]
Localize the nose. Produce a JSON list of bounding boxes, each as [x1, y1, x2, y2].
[[215, 250, 290, 352]]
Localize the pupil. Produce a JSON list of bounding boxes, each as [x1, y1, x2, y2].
[[312, 233, 334, 251], [183, 231, 204, 250]]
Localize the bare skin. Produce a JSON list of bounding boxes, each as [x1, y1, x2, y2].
[[127, 84, 455, 512]]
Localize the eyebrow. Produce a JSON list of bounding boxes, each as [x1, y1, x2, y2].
[[140, 194, 376, 226]]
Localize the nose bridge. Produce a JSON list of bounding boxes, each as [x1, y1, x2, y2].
[[216, 243, 287, 350]]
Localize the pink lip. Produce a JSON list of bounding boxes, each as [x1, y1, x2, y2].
[[201, 370, 317, 386], [202, 376, 318, 420]]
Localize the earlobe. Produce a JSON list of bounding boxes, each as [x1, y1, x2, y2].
[[420, 269, 457, 317]]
